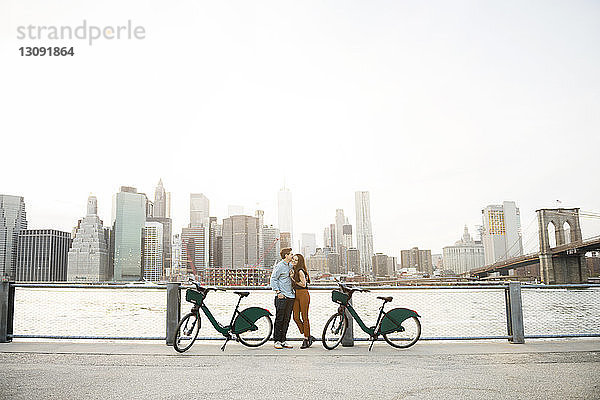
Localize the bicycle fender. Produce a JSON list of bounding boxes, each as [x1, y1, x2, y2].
[[380, 308, 420, 335], [232, 307, 272, 334]]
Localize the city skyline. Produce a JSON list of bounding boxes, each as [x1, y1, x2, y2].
[[4, 184, 600, 260]]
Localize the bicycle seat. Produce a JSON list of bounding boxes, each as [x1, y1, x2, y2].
[[234, 291, 250, 298], [377, 296, 393, 303]]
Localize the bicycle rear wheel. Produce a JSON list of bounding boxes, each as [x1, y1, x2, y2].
[[322, 312, 348, 350], [173, 311, 201, 353], [236, 315, 273, 347], [382, 316, 421, 349]]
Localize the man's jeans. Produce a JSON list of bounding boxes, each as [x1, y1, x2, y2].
[[273, 296, 295, 343]]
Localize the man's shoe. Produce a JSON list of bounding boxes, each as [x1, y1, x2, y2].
[[273, 341, 283, 349], [281, 341, 293, 349], [308, 335, 316, 347], [300, 339, 309, 349]]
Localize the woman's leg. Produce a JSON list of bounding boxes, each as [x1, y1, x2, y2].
[[299, 290, 310, 338], [292, 297, 304, 335]]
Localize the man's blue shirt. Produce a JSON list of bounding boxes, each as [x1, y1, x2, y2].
[[270, 260, 295, 298]]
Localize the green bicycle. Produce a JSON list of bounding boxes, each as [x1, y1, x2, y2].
[[173, 282, 273, 353], [322, 283, 421, 351]]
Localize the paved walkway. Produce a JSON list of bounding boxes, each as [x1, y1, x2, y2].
[[1, 339, 599, 399]]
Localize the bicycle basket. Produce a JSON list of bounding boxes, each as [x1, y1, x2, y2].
[[331, 290, 349, 305], [185, 289, 205, 305]]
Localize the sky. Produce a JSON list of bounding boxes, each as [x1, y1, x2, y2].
[[2, 0, 600, 258]]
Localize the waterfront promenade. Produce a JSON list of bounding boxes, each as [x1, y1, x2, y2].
[[1, 340, 598, 399]]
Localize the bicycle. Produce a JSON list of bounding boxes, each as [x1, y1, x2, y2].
[[173, 281, 273, 353], [322, 283, 421, 351]]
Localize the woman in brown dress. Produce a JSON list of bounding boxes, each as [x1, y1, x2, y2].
[[290, 253, 315, 348]]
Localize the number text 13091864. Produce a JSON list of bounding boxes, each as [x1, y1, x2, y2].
[[19, 47, 75, 56]]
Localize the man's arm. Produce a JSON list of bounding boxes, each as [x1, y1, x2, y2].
[[270, 264, 281, 293]]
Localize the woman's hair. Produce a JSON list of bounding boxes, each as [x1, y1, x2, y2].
[[293, 254, 310, 284]]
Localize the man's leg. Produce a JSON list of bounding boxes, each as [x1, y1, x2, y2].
[[273, 296, 286, 343], [281, 297, 295, 343]]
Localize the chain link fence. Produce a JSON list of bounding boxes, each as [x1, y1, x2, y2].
[[6, 283, 600, 341], [522, 286, 600, 338]]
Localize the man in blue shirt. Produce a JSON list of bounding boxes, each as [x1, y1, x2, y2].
[[270, 247, 295, 349]]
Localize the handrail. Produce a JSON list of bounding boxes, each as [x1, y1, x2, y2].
[[9, 283, 600, 290]]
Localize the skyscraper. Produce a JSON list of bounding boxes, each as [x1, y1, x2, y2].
[[355, 191, 374, 274], [143, 221, 163, 281], [209, 217, 219, 267], [147, 180, 172, 277], [153, 179, 171, 218], [255, 210, 264, 266], [16, 229, 71, 281], [346, 248, 360, 274], [482, 201, 523, 265], [67, 196, 111, 281], [262, 225, 281, 268], [112, 186, 147, 281], [400, 247, 433, 274], [301, 233, 317, 258], [190, 194, 210, 227], [280, 232, 292, 249], [181, 226, 208, 276], [0, 194, 27, 280], [222, 215, 260, 268], [372, 253, 390, 278], [278, 186, 293, 242], [335, 209, 345, 253]]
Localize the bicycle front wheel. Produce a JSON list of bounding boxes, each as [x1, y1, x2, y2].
[[236, 315, 273, 347], [382, 316, 421, 349], [173, 311, 201, 353], [322, 312, 348, 350]]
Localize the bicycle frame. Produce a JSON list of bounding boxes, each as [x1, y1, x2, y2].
[[342, 302, 387, 338], [195, 294, 245, 337]]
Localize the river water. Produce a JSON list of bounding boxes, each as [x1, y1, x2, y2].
[[11, 286, 600, 340]]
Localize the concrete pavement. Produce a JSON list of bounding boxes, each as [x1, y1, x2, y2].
[[1, 339, 599, 399]]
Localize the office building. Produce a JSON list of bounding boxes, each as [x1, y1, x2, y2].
[[346, 247, 360, 274], [190, 194, 210, 227], [280, 232, 292, 249], [255, 210, 264, 266], [222, 215, 259, 268], [401, 247, 433, 274], [143, 221, 163, 281], [482, 201, 523, 265], [301, 233, 316, 258], [335, 209, 345, 253], [153, 179, 171, 218], [372, 253, 391, 278], [327, 252, 341, 274], [67, 195, 111, 281], [16, 229, 71, 281], [112, 187, 147, 281], [262, 225, 281, 268], [355, 191, 374, 274], [181, 226, 208, 276], [278, 186, 293, 243], [202, 266, 271, 286], [0, 194, 27, 280], [443, 226, 485, 274]]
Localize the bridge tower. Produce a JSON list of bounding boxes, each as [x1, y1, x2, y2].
[[536, 208, 587, 284]]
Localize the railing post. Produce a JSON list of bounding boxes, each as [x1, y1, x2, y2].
[[0, 281, 15, 343], [166, 282, 181, 346], [341, 298, 354, 347], [505, 282, 525, 344]]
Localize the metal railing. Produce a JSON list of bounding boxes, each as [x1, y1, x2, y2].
[[1, 281, 599, 344]]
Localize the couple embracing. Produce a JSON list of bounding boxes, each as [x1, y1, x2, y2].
[[269, 247, 316, 349]]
